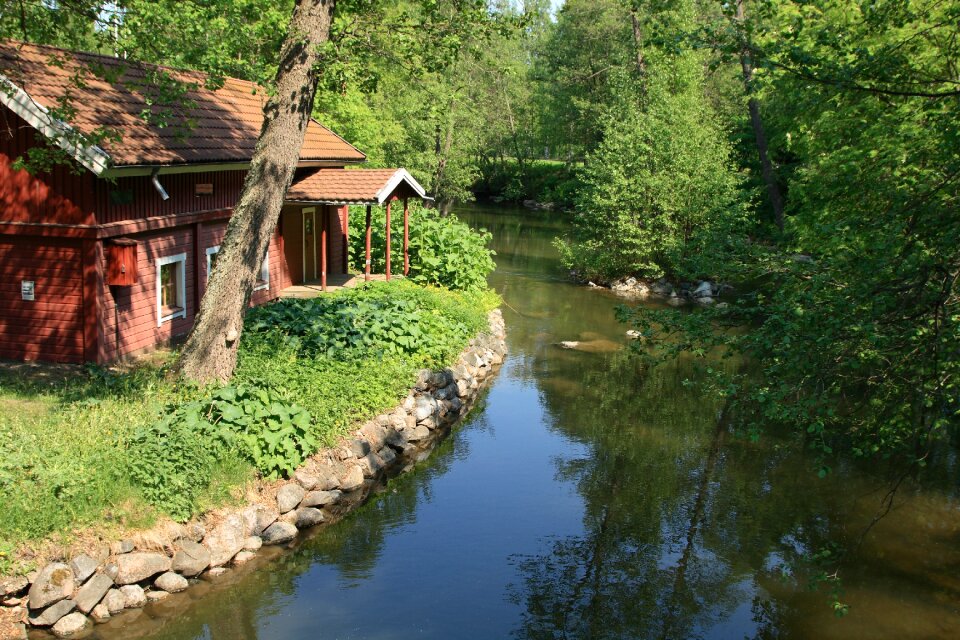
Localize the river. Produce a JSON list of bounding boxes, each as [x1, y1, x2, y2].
[[91, 203, 960, 639]]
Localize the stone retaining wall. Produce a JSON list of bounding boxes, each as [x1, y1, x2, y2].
[[0, 310, 507, 639]]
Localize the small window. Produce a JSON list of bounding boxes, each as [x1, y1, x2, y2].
[[206, 244, 269, 292], [254, 252, 270, 292], [205, 245, 220, 279], [156, 253, 187, 326]]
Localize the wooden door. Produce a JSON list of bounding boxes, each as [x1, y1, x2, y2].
[[302, 207, 317, 281]]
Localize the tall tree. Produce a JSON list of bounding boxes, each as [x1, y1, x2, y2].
[[174, 0, 336, 382], [732, 0, 784, 232]]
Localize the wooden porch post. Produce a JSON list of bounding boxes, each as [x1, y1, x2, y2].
[[364, 205, 372, 281], [341, 205, 349, 273], [321, 206, 328, 291], [403, 197, 409, 276], [385, 201, 392, 281]]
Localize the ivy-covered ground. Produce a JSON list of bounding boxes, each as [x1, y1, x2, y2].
[[0, 281, 498, 572]]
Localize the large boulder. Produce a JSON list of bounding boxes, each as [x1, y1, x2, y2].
[[0, 576, 28, 598], [203, 514, 246, 567], [413, 396, 438, 423], [292, 508, 324, 529], [27, 599, 75, 626], [241, 505, 278, 537], [154, 572, 188, 594], [102, 589, 126, 614], [338, 464, 364, 492], [90, 603, 111, 623], [51, 612, 89, 638], [293, 470, 319, 491], [68, 555, 99, 584], [28, 563, 75, 610], [114, 553, 171, 586], [119, 585, 146, 609], [73, 574, 113, 614], [261, 522, 298, 546], [300, 490, 340, 508], [276, 484, 305, 514], [171, 540, 210, 577]]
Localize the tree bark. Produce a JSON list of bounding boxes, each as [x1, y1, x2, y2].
[[736, 0, 785, 232], [629, 9, 646, 91], [432, 96, 458, 217], [173, 0, 336, 383]]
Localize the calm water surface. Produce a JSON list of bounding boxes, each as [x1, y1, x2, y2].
[[93, 204, 960, 640]]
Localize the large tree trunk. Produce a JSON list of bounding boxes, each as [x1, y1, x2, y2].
[[173, 0, 336, 383], [736, 0, 785, 232]]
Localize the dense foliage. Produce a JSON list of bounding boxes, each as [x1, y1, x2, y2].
[[130, 382, 316, 520], [615, 0, 960, 475], [0, 282, 495, 541], [348, 204, 495, 292]]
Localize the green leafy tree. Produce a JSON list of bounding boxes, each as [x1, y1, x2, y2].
[[557, 1, 747, 281], [624, 0, 960, 476]]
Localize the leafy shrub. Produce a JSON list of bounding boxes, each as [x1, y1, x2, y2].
[[348, 204, 495, 292], [129, 382, 314, 520], [244, 280, 492, 368]]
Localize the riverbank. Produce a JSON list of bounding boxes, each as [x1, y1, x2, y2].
[[0, 308, 506, 638], [586, 275, 731, 306]]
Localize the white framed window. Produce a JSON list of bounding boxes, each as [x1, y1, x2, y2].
[[156, 253, 187, 327], [206, 244, 269, 292], [205, 245, 220, 279], [254, 252, 270, 292]]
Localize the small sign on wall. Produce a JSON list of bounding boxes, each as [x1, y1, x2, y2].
[[21, 280, 35, 301], [195, 183, 214, 196]]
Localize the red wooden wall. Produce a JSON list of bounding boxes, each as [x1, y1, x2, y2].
[[0, 237, 84, 362], [0, 110, 95, 225]]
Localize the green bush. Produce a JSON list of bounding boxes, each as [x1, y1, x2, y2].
[[130, 382, 315, 520], [246, 280, 493, 367], [348, 204, 495, 292]]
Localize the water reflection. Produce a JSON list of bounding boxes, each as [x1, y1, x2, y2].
[[91, 204, 960, 640]]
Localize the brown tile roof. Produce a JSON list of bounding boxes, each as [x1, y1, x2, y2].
[[287, 168, 427, 204], [0, 41, 365, 170]]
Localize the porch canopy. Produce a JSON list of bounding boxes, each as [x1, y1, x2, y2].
[[285, 168, 428, 290]]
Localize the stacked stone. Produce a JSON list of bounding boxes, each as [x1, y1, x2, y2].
[[0, 310, 507, 638]]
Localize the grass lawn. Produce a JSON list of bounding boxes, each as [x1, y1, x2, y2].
[[0, 280, 498, 575]]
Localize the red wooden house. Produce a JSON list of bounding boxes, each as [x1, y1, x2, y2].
[[0, 42, 426, 364]]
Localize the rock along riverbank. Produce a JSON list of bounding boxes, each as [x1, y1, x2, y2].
[[0, 310, 507, 640]]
